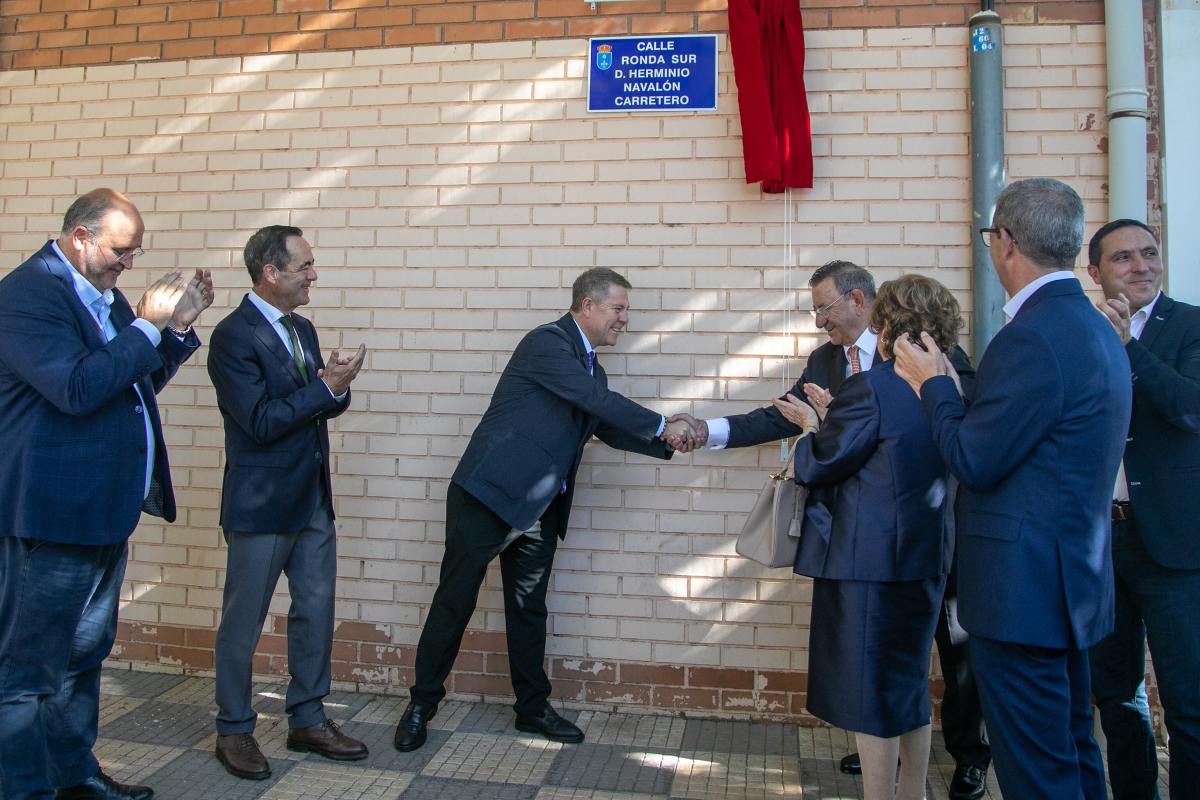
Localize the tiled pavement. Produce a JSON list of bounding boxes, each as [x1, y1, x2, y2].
[[96, 667, 1168, 799]]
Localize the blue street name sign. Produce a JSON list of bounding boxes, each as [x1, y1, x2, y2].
[[587, 34, 718, 113]]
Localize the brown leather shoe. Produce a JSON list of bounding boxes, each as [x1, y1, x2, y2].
[[215, 734, 270, 781], [286, 719, 368, 761]]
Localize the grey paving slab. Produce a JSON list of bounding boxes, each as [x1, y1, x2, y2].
[[680, 719, 799, 757], [259, 761, 415, 799], [421, 731, 562, 785], [249, 686, 373, 722], [97, 694, 146, 728], [99, 669, 189, 699], [100, 700, 215, 747], [544, 743, 677, 795], [91, 739, 184, 786], [353, 697, 475, 732], [337, 720, 453, 774], [399, 775, 540, 799], [671, 752, 803, 799], [194, 713, 308, 762], [796, 756, 864, 799], [535, 790, 666, 800], [141, 747, 298, 800], [578, 712, 686, 750]]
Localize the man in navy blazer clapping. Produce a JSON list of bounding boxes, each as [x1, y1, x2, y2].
[[0, 189, 212, 800], [208, 226, 368, 780], [1086, 219, 1200, 799], [896, 178, 1132, 800]]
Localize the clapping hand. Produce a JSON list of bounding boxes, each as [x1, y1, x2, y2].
[[662, 413, 709, 453], [801, 382, 832, 421], [136, 271, 188, 330], [1096, 292, 1132, 344], [318, 344, 367, 396], [170, 268, 214, 331], [771, 393, 819, 434]]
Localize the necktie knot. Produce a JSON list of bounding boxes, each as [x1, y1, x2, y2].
[[848, 345, 862, 375], [278, 315, 308, 384]]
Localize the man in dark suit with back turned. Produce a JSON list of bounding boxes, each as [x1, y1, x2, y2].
[[1086, 219, 1200, 799], [393, 268, 691, 752], [895, 178, 1132, 800], [676, 259, 991, 799], [207, 226, 368, 781], [0, 188, 212, 800]]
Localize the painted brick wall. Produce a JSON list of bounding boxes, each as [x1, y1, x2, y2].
[[0, 24, 1111, 720], [0, 0, 1107, 70]]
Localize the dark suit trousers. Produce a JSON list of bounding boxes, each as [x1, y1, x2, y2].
[[214, 498, 336, 735], [0, 538, 126, 799], [970, 635, 1106, 800], [1089, 518, 1200, 800], [412, 482, 560, 717], [934, 565, 990, 770]]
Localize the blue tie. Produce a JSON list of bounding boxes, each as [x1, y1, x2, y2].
[[586, 351, 595, 375]]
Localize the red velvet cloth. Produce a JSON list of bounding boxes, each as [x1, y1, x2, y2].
[[728, 0, 814, 193]]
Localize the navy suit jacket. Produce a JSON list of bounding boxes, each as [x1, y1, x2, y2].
[[792, 361, 952, 582], [920, 278, 1132, 649], [452, 313, 672, 537], [726, 340, 973, 449], [0, 241, 198, 544], [207, 295, 349, 534], [1123, 294, 1200, 568]]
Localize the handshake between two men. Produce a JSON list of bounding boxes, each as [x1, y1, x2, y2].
[[658, 381, 834, 453]]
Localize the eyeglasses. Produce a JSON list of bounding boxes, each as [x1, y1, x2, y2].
[[87, 230, 144, 263], [809, 291, 849, 319], [979, 227, 1018, 248]]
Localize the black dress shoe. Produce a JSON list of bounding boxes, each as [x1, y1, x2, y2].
[[949, 763, 987, 800], [839, 752, 862, 775], [56, 771, 154, 800], [393, 700, 437, 752], [515, 706, 584, 744]]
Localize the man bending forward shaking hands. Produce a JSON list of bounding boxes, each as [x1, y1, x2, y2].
[[394, 268, 693, 752], [208, 226, 367, 780]]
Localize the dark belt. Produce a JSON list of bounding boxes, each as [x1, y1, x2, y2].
[[1112, 501, 1135, 523]]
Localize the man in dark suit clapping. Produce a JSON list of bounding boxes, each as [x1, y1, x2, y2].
[[896, 178, 1132, 800], [208, 226, 368, 780], [393, 268, 689, 752], [0, 188, 212, 800], [1086, 219, 1200, 799]]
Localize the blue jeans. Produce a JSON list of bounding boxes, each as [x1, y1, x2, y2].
[[1089, 519, 1200, 800], [0, 537, 126, 800]]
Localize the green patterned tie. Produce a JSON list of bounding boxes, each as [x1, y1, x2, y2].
[[278, 315, 308, 384]]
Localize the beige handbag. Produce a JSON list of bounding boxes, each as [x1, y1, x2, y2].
[[735, 439, 809, 568]]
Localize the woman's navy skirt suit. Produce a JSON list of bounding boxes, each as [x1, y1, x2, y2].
[[792, 361, 953, 737]]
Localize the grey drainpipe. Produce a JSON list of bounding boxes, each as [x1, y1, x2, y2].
[[968, 1, 1005, 363]]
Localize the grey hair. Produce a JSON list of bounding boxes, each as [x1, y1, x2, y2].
[[60, 188, 136, 235], [992, 178, 1085, 269], [570, 267, 632, 311], [809, 260, 876, 300]]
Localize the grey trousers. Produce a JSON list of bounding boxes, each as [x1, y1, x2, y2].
[[214, 500, 336, 735]]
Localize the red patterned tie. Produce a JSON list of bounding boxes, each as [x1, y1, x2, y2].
[[848, 345, 862, 374]]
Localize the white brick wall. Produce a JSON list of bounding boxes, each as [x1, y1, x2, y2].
[[0, 26, 1110, 683]]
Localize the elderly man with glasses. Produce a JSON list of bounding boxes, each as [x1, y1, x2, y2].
[[671, 259, 990, 799], [0, 188, 212, 800]]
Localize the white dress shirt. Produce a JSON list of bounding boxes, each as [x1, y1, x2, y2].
[[1113, 291, 1161, 501]]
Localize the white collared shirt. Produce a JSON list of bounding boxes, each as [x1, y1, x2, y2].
[[246, 290, 344, 401], [844, 328, 878, 377], [1113, 291, 1162, 502], [1002, 270, 1076, 320], [569, 316, 665, 437], [51, 240, 158, 499]]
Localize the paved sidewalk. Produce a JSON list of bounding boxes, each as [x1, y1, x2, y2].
[[94, 666, 1159, 799]]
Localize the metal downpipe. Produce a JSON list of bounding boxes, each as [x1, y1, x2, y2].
[[968, 5, 1005, 363]]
